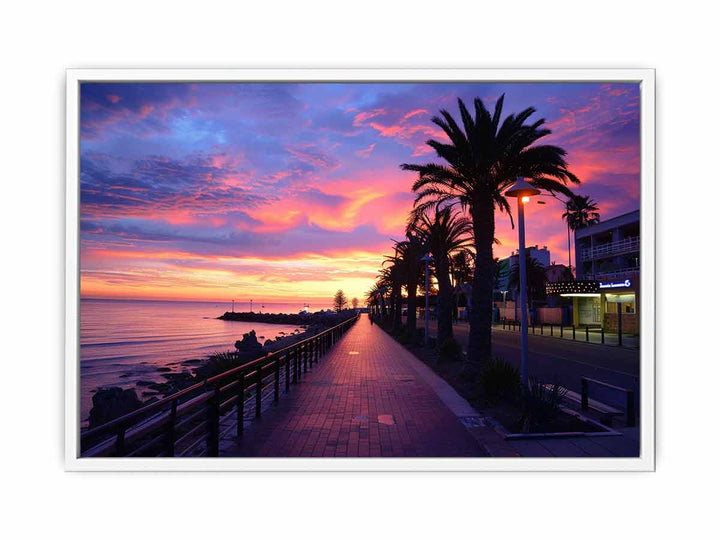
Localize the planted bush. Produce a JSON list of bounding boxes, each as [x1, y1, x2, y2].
[[438, 337, 463, 362], [518, 379, 567, 432], [480, 357, 521, 404]]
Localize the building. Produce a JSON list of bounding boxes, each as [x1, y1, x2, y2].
[[494, 245, 551, 294], [545, 263, 572, 283], [547, 210, 640, 333]]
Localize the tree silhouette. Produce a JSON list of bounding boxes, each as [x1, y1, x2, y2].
[[408, 205, 473, 344], [333, 290, 348, 312], [402, 96, 579, 367]]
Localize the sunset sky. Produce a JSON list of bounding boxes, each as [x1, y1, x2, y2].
[[80, 82, 640, 303]]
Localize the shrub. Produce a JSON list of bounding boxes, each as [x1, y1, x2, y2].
[[480, 357, 521, 404], [518, 379, 567, 432], [193, 352, 244, 380], [438, 337, 463, 362], [413, 327, 425, 346]]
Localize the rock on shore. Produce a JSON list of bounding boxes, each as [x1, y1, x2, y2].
[[88, 387, 143, 429]]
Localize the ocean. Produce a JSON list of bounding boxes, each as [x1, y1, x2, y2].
[[79, 298, 332, 425]]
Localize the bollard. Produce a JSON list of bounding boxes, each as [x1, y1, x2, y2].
[[601, 327, 605, 344], [540, 324, 544, 335], [550, 325, 554, 337], [585, 326, 589, 342], [532, 323, 535, 335], [581, 378, 589, 410], [572, 325, 576, 340], [560, 325, 564, 338]]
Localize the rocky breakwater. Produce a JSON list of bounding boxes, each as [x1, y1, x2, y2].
[[217, 309, 353, 326]]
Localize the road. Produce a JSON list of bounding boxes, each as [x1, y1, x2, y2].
[[427, 320, 640, 408]]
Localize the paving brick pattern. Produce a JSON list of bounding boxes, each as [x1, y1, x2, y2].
[[221, 315, 485, 457]]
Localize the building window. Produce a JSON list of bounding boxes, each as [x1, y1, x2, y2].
[[604, 293, 636, 314]]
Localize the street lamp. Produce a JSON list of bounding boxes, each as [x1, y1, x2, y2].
[[505, 177, 540, 390], [421, 253, 433, 346]]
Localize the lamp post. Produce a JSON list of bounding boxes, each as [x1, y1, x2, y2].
[[505, 177, 540, 390], [421, 253, 433, 346]]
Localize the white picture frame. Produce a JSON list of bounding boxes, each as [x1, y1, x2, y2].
[[65, 68, 655, 471]]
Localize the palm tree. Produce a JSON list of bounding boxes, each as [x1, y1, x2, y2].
[[450, 248, 474, 288], [378, 263, 402, 330], [508, 254, 547, 311], [561, 195, 600, 274], [408, 206, 473, 344], [366, 282, 386, 319], [401, 96, 579, 367], [385, 233, 425, 335]]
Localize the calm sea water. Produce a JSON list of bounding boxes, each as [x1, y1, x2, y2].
[[79, 299, 331, 425]]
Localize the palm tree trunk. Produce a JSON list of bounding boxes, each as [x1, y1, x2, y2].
[[393, 290, 402, 331], [436, 254, 454, 343], [406, 277, 418, 334], [467, 201, 495, 366]]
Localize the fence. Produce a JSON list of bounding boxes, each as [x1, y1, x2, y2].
[[499, 317, 633, 347], [80, 314, 359, 458]]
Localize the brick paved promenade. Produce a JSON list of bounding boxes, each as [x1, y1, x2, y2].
[[221, 314, 488, 457]]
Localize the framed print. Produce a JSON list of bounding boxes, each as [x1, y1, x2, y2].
[[65, 68, 655, 471]]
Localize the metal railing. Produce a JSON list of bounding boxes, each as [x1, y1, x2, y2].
[[499, 317, 637, 348], [80, 314, 360, 458], [581, 236, 639, 261], [585, 267, 639, 281], [581, 376, 636, 427]]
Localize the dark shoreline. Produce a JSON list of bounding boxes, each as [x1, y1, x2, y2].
[[217, 310, 353, 326], [86, 311, 358, 428]]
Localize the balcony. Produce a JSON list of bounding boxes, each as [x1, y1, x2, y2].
[[581, 236, 639, 261], [586, 267, 640, 281]]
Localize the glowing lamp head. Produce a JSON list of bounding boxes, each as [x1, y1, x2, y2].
[[505, 177, 541, 200]]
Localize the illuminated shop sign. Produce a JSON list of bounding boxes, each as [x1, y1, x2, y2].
[[546, 280, 599, 295], [599, 279, 631, 289]]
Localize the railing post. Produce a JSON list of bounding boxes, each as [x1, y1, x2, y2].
[[303, 343, 308, 373], [206, 385, 220, 457], [255, 368, 263, 417], [285, 353, 290, 391], [626, 390, 636, 427], [274, 358, 280, 402], [236, 373, 245, 437], [116, 425, 126, 457], [581, 378, 589, 411], [167, 399, 177, 457], [293, 347, 298, 383]]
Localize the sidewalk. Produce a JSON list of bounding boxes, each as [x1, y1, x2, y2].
[[220, 314, 501, 457]]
